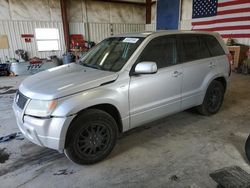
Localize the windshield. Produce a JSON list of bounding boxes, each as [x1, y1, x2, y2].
[[79, 37, 144, 72]]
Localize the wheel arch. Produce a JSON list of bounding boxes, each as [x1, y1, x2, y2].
[[197, 75, 227, 115], [64, 103, 123, 148], [214, 76, 227, 92], [204, 74, 228, 94]]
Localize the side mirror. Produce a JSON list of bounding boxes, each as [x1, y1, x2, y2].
[[134, 62, 158, 75]]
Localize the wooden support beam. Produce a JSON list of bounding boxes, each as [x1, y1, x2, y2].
[[60, 0, 70, 52], [146, 0, 152, 24]]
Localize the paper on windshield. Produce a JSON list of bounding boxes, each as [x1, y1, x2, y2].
[[122, 38, 139, 43]]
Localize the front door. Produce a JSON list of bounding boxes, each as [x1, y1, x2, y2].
[[129, 35, 183, 128]]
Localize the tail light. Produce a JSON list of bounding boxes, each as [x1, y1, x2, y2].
[[226, 53, 232, 76]]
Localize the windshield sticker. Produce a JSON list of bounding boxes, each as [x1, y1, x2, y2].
[[123, 38, 139, 43]]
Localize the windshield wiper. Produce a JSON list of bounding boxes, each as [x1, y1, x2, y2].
[[82, 63, 102, 70]]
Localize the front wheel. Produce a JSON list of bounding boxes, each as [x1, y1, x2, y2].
[[197, 80, 225, 116], [64, 109, 118, 165]]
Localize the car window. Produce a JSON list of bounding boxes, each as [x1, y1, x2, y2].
[[178, 35, 211, 63], [198, 36, 211, 59], [80, 37, 144, 72], [202, 35, 225, 57], [136, 36, 176, 69]]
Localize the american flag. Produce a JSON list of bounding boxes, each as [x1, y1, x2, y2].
[[192, 0, 250, 38]]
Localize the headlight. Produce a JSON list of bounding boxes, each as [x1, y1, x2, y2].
[[25, 99, 57, 117]]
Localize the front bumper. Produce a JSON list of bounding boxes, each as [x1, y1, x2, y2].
[[13, 102, 75, 152]]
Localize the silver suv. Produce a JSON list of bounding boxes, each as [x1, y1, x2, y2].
[[13, 31, 231, 164]]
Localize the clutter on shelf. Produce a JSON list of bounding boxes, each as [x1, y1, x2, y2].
[[226, 38, 250, 74], [70, 34, 96, 63], [0, 63, 10, 76], [238, 48, 250, 75], [10, 56, 61, 76], [0, 36, 96, 76], [0, 49, 62, 76], [15, 49, 29, 61]]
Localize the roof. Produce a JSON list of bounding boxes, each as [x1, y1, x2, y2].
[[114, 30, 220, 38]]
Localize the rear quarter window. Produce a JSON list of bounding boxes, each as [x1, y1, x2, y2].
[[202, 35, 225, 57]]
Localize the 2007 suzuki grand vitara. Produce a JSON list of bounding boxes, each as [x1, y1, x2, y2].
[[13, 31, 231, 164]]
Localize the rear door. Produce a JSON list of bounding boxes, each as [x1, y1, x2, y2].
[[177, 34, 213, 110], [203, 35, 229, 77], [129, 35, 183, 128]]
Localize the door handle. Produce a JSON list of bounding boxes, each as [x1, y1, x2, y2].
[[209, 62, 216, 68], [172, 71, 182, 77]]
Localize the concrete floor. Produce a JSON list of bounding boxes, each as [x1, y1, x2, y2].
[[0, 73, 250, 188]]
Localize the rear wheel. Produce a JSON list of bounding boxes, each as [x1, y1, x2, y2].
[[64, 109, 118, 165], [197, 80, 225, 115]]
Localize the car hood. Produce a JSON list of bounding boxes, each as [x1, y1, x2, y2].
[[19, 63, 119, 100]]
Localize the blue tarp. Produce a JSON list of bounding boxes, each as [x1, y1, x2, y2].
[[156, 0, 180, 30]]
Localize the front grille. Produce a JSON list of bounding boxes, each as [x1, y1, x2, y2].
[[16, 90, 28, 109]]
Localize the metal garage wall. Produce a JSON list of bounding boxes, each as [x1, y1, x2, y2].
[[88, 23, 111, 43], [145, 24, 156, 31], [88, 23, 145, 42], [69, 22, 86, 36], [70, 22, 145, 43], [0, 20, 65, 62], [0, 21, 145, 61], [112, 23, 145, 36], [0, 0, 146, 62]]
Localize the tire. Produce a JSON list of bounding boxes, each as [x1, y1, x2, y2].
[[197, 80, 225, 116], [64, 109, 118, 165], [245, 135, 250, 162]]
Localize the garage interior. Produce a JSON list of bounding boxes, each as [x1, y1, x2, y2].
[[1, 0, 250, 187]]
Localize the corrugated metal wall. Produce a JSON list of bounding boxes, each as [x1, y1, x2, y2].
[[88, 23, 111, 43], [0, 21, 145, 61], [69, 22, 86, 35], [0, 20, 65, 61], [70, 22, 145, 42], [112, 23, 145, 35], [145, 24, 156, 31]]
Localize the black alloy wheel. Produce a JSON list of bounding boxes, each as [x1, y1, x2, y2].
[[197, 80, 225, 115], [75, 123, 111, 158], [64, 109, 117, 165], [207, 86, 222, 113]]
